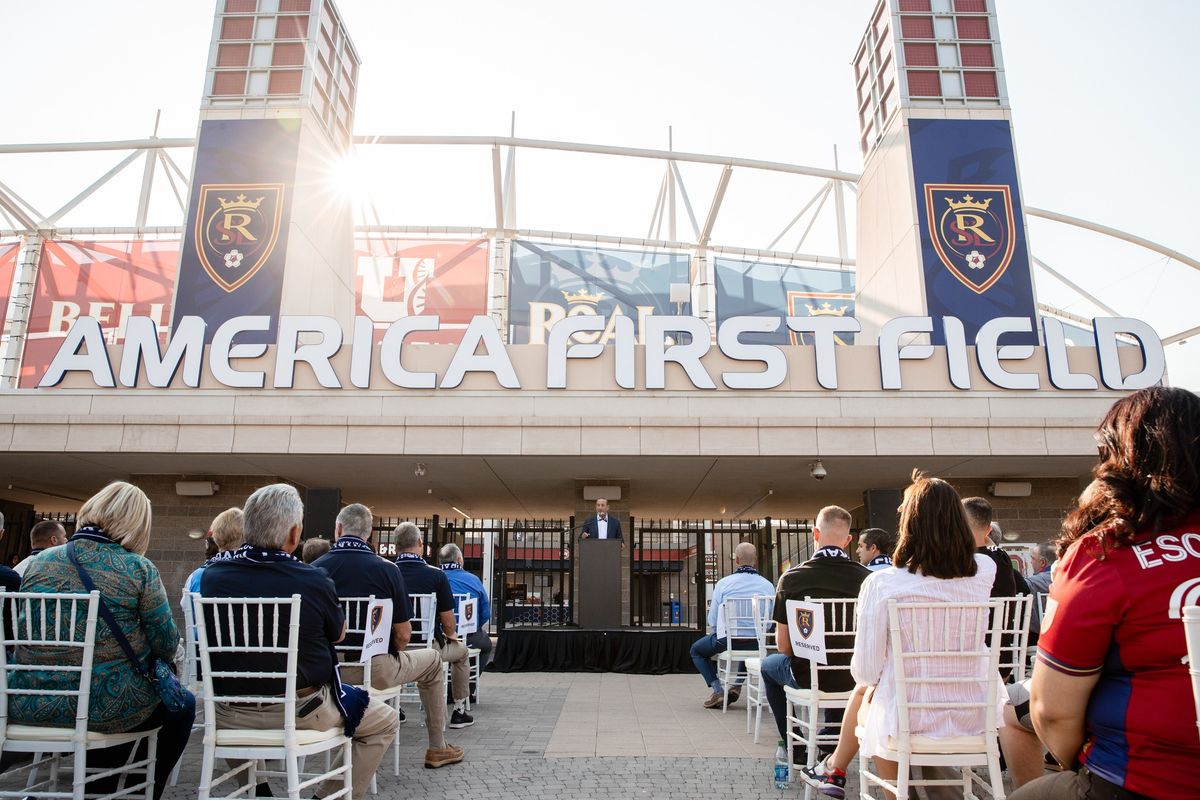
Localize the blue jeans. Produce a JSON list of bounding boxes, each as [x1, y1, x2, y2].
[[760, 653, 799, 740], [690, 633, 752, 691]]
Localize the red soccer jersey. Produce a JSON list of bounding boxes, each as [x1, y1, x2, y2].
[[1037, 510, 1200, 798]]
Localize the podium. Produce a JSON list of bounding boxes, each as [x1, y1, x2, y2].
[[578, 538, 622, 628]]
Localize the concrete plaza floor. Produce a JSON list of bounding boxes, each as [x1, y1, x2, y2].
[[159, 672, 864, 799]]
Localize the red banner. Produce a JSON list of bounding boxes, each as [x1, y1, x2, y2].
[[355, 238, 490, 344], [0, 242, 19, 333], [20, 240, 180, 387]]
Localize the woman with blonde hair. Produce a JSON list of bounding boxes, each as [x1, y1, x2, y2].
[[12, 481, 194, 800]]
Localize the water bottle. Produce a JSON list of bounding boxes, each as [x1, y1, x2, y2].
[[774, 753, 789, 790]]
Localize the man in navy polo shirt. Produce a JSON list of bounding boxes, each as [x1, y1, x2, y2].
[[392, 522, 474, 729], [313, 504, 463, 768], [200, 484, 399, 800]]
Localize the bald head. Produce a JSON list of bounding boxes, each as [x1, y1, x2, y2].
[[733, 541, 758, 567]]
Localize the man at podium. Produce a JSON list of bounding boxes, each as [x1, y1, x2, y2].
[[580, 498, 623, 546]]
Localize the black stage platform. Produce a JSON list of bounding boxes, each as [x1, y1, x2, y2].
[[489, 627, 698, 674]]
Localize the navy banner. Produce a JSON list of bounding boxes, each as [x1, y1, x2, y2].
[[507, 241, 690, 344], [172, 119, 300, 342], [713, 257, 855, 345], [910, 119, 1037, 345]]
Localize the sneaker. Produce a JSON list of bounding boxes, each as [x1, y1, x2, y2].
[[703, 691, 724, 709], [396, 706, 406, 724], [424, 744, 464, 769], [799, 757, 846, 799], [726, 687, 741, 705], [448, 709, 475, 728]]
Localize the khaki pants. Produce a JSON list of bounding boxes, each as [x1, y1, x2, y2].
[[215, 686, 398, 800], [343, 649, 447, 749], [433, 639, 470, 702]]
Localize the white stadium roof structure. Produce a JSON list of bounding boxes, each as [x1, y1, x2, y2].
[[0, 132, 1196, 361]]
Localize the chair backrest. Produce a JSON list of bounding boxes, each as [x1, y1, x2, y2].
[[452, 592, 474, 632], [1182, 606, 1200, 742], [997, 594, 1034, 683], [800, 596, 859, 693], [408, 592, 437, 647], [887, 599, 1004, 748], [1035, 591, 1048, 622], [0, 590, 100, 741], [180, 590, 201, 689], [751, 594, 776, 653], [719, 597, 759, 647], [193, 594, 303, 744], [337, 595, 377, 689]]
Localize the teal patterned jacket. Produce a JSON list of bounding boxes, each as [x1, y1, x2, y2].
[[9, 539, 180, 733]]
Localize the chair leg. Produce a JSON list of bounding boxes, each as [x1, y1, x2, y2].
[[72, 742, 87, 800], [144, 732, 158, 800], [896, 754, 910, 800], [392, 698, 401, 777], [285, 753, 301, 800], [342, 738, 354, 800], [197, 742, 216, 800]]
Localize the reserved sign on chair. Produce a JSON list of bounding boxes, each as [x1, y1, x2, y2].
[[785, 600, 828, 664], [361, 599, 394, 661]]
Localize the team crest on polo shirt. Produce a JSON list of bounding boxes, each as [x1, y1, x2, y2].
[[924, 183, 1016, 295], [796, 608, 814, 639], [195, 183, 285, 292]]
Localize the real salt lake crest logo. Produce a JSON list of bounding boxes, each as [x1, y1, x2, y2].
[[796, 608, 814, 639], [369, 604, 385, 634], [924, 183, 1016, 295], [195, 183, 285, 292], [464, 603, 474, 623]]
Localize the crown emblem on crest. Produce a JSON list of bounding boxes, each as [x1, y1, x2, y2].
[[805, 301, 847, 317], [944, 194, 992, 212], [217, 193, 265, 211], [561, 288, 603, 305]]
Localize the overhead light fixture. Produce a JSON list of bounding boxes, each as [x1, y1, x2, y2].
[[176, 481, 218, 496], [451, 505, 472, 519], [186, 529, 207, 540]]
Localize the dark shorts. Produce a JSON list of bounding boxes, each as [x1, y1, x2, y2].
[[1009, 767, 1151, 800]]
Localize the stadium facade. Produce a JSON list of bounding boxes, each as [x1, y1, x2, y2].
[[0, 0, 1186, 624]]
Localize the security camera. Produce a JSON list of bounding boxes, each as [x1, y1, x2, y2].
[[414, 463, 427, 478], [810, 460, 827, 481]]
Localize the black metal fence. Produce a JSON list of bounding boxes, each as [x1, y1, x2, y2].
[[366, 514, 815, 635], [629, 518, 814, 631], [370, 515, 573, 635]]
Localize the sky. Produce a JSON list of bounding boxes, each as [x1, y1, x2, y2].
[[2, 0, 1197, 386]]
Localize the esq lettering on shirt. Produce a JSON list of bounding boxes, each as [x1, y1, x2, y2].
[[1130, 531, 1200, 569]]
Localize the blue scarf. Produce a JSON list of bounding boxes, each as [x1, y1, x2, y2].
[[330, 535, 373, 553], [809, 545, 850, 561], [199, 550, 235, 570], [70, 525, 114, 545], [230, 543, 297, 563], [395, 552, 426, 564], [868, 554, 893, 568], [441, 562, 463, 571], [733, 565, 759, 575]]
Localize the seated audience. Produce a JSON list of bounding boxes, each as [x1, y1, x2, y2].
[[312, 504, 463, 767], [392, 522, 475, 729], [1026, 541, 1055, 633], [12, 482, 193, 800], [760, 505, 869, 762], [185, 507, 243, 593], [14, 519, 65, 576], [0, 513, 20, 592], [1011, 387, 1200, 800], [301, 536, 332, 563], [690, 541, 775, 708], [802, 474, 998, 798], [854, 526, 895, 571], [201, 484, 399, 800], [439, 543, 494, 688]]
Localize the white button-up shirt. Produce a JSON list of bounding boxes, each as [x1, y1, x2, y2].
[[596, 515, 609, 539]]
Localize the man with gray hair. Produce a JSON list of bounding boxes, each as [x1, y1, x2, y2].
[[313, 505, 463, 768], [201, 484, 401, 799], [393, 522, 475, 728], [1027, 540, 1056, 633], [439, 542, 493, 690]]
